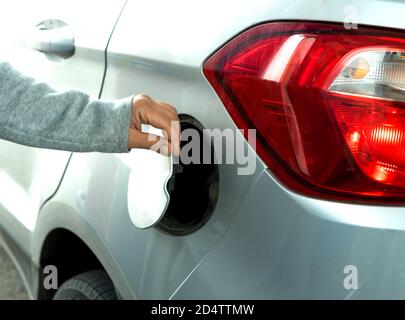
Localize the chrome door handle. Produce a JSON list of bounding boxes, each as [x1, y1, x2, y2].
[[26, 19, 75, 59]]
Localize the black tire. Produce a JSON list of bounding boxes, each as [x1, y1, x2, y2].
[[53, 270, 117, 300]]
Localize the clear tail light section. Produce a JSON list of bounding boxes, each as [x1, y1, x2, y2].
[[203, 22, 405, 203]]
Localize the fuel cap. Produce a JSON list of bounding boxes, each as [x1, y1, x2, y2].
[[127, 126, 173, 229]]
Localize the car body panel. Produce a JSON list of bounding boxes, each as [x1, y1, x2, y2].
[[2, 0, 405, 299], [105, 0, 405, 70], [0, 0, 126, 253], [173, 171, 405, 299]]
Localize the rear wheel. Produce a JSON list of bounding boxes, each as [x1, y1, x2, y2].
[[53, 269, 117, 300]]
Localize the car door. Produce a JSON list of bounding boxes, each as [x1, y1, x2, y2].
[[0, 0, 127, 249]]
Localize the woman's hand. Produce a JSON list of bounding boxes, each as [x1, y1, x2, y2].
[[127, 94, 180, 156]]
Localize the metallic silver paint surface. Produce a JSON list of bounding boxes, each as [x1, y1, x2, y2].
[[2, 0, 405, 299], [0, 0, 126, 254]]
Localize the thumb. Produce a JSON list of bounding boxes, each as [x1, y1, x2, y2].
[[128, 130, 171, 155]]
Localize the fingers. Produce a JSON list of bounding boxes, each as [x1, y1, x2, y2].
[[128, 130, 173, 156], [158, 101, 178, 114], [170, 119, 181, 156], [150, 106, 179, 142], [128, 130, 159, 150], [131, 94, 180, 156], [158, 107, 180, 156]]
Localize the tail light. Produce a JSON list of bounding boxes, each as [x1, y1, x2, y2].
[[203, 22, 405, 203]]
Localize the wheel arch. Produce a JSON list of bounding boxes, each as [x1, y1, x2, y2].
[[32, 201, 136, 300]]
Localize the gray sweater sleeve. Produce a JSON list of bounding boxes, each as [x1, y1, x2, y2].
[[0, 61, 132, 153]]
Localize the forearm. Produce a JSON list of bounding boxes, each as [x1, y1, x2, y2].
[[0, 61, 132, 153]]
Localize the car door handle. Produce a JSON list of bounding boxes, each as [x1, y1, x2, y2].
[[26, 19, 75, 59]]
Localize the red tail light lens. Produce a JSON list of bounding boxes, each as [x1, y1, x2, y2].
[[203, 22, 405, 203]]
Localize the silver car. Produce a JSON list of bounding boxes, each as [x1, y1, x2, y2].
[[1, 0, 405, 299]]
